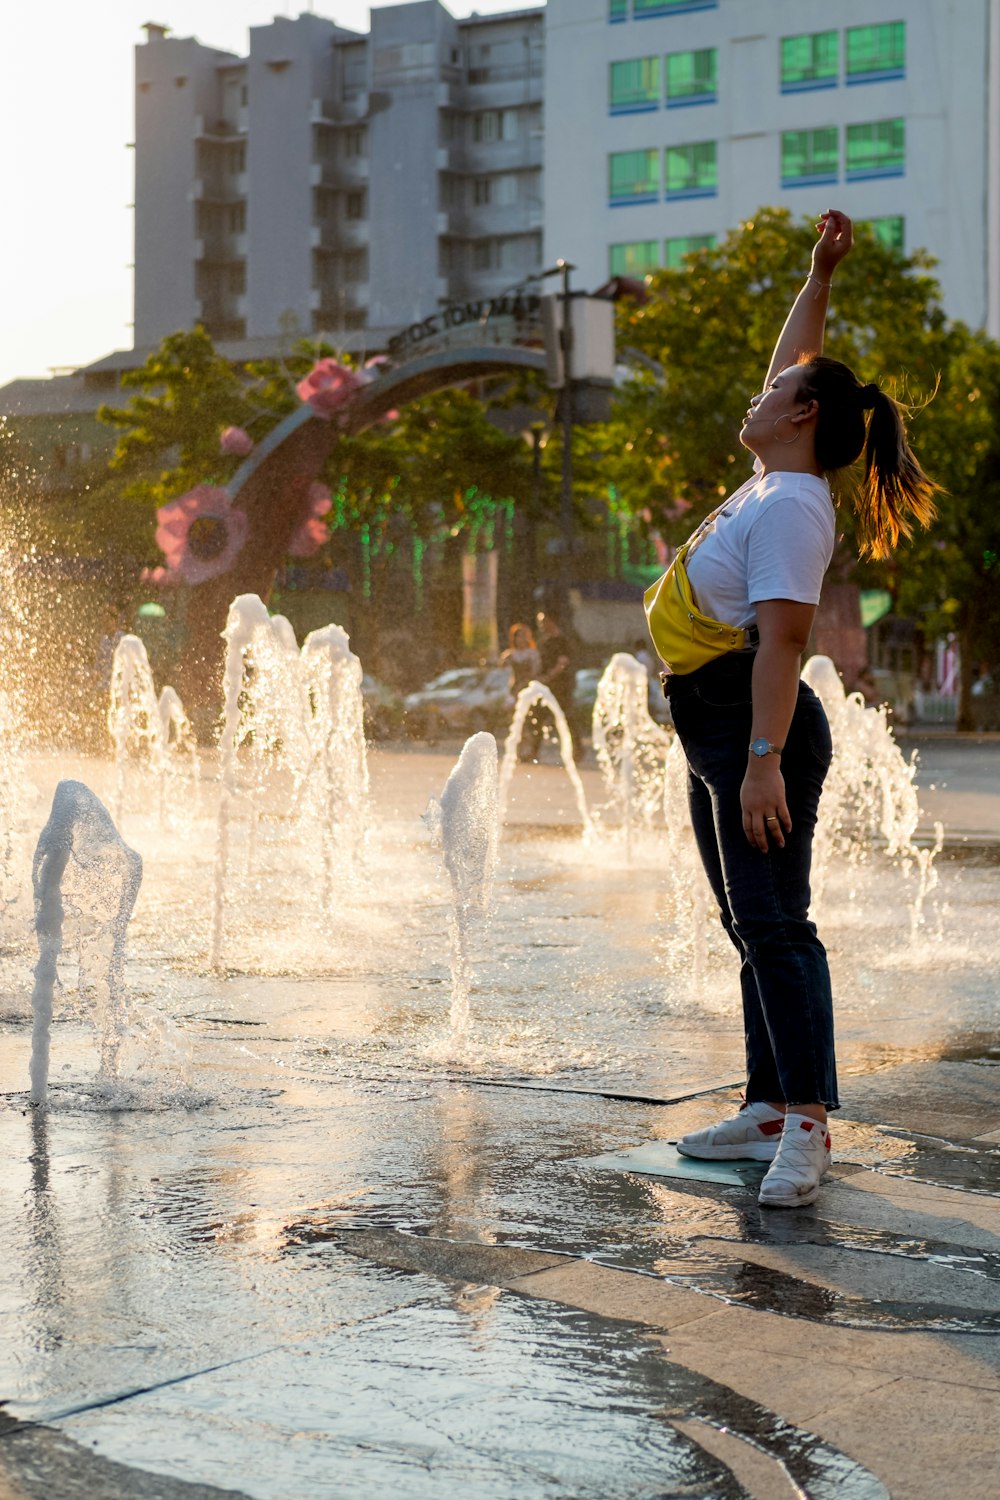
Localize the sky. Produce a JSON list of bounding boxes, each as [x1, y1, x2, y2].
[[0, 0, 542, 391]]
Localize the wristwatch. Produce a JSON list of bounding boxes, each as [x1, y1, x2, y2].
[[749, 738, 782, 759]]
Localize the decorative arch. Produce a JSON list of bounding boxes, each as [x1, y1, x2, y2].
[[177, 346, 548, 710]]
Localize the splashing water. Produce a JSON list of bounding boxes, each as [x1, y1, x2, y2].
[[211, 596, 370, 967], [0, 685, 25, 914], [156, 685, 201, 823], [212, 597, 307, 968], [300, 624, 369, 901], [29, 780, 143, 1106], [109, 634, 162, 828], [592, 653, 672, 858], [436, 733, 498, 1040], [801, 655, 943, 926], [497, 681, 593, 839]]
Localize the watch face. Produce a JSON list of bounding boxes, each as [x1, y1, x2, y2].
[[750, 738, 770, 757]]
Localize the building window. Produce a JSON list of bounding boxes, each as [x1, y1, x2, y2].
[[345, 190, 366, 220], [664, 233, 715, 269], [343, 126, 367, 159], [780, 31, 838, 93], [228, 263, 246, 295], [609, 241, 660, 277], [846, 118, 904, 180], [227, 202, 246, 233], [609, 57, 661, 113], [472, 240, 494, 271], [781, 127, 838, 188], [868, 215, 905, 252], [664, 140, 717, 199], [634, 0, 717, 17], [609, 0, 627, 21], [609, 148, 659, 205], [665, 47, 717, 106], [343, 249, 368, 283], [846, 22, 905, 83], [473, 108, 519, 143], [495, 173, 519, 206]]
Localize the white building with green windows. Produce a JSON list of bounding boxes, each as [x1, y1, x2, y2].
[[543, 0, 1000, 334]]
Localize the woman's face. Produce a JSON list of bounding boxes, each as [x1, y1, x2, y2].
[[513, 627, 530, 649], [739, 365, 808, 451]]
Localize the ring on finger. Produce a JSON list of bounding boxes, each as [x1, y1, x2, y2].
[[765, 816, 779, 825]]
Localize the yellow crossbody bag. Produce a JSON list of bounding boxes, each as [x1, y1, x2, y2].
[[643, 539, 754, 676]]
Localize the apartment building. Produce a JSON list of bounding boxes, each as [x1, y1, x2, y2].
[[544, 0, 1000, 335], [133, 2, 544, 351]]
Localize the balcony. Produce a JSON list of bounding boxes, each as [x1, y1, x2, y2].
[[310, 159, 370, 190], [193, 114, 245, 142], [311, 94, 369, 124], [311, 221, 370, 253]]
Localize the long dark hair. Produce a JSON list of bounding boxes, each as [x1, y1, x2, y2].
[[795, 356, 939, 559]]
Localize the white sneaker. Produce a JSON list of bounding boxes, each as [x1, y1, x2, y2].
[[676, 1101, 786, 1162], [757, 1113, 832, 1208]]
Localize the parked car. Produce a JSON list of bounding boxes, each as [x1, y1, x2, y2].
[[574, 661, 672, 728], [403, 666, 512, 740]]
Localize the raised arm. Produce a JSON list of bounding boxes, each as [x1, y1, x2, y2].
[[763, 209, 853, 390]]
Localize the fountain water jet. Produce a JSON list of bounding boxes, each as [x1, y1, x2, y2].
[[300, 624, 369, 900], [109, 635, 161, 828], [592, 653, 672, 858], [436, 733, 499, 1039], [109, 636, 199, 828], [801, 655, 943, 924], [497, 682, 593, 839], [211, 596, 370, 967], [29, 780, 143, 1106]]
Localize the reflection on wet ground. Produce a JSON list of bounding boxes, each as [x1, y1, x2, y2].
[[1, 786, 999, 1496]]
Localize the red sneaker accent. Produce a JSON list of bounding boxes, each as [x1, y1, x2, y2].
[[759, 1119, 785, 1136]]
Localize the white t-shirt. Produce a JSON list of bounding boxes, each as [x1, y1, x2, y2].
[[684, 464, 836, 630]]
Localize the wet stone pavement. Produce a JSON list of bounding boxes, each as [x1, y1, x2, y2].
[[0, 745, 999, 1498]]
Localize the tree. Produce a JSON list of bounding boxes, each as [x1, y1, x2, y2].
[[602, 208, 949, 554], [595, 207, 1000, 722], [891, 327, 1000, 726]]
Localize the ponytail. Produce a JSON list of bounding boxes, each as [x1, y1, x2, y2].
[[796, 356, 940, 560], [860, 386, 939, 560]]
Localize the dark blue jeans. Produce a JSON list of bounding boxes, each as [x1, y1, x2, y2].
[[667, 653, 839, 1110]]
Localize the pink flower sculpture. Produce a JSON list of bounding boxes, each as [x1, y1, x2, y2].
[[296, 358, 369, 419], [220, 425, 254, 456], [288, 482, 333, 558], [155, 485, 249, 585]]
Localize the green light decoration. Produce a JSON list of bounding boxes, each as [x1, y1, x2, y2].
[[412, 535, 425, 611], [360, 522, 371, 600]]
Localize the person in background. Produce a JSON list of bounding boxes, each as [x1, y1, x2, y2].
[[499, 622, 541, 699], [500, 623, 542, 762], [522, 610, 577, 759]]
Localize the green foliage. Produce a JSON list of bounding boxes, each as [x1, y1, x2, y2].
[[97, 327, 556, 557], [98, 328, 263, 505], [893, 328, 1000, 662], [602, 207, 949, 538]]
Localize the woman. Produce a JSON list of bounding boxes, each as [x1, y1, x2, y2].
[[660, 210, 937, 1208], [499, 622, 541, 697]]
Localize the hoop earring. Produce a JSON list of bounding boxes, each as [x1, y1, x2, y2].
[[773, 413, 800, 445]]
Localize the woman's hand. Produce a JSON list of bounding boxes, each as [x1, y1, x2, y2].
[[812, 209, 853, 281], [741, 759, 792, 853]]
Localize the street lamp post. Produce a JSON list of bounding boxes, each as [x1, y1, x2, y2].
[[557, 258, 576, 620]]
